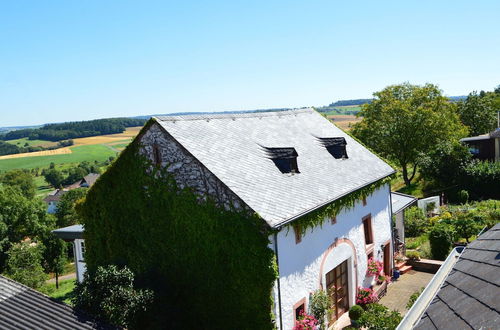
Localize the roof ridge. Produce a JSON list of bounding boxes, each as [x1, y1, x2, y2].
[[155, 107, 314, 122]]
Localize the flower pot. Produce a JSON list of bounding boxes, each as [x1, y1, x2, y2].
[[393, 269, 400, 280]]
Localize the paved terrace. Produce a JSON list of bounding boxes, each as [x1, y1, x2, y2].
[[379, 270, 434, 314]]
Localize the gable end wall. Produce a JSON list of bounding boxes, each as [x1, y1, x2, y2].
[[139, 122, 250, 212]]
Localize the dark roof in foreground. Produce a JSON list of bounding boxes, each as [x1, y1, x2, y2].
[[0, 275, 107, 330], [413, 223, 500, 329], [52, 224, 84, 240], [154, 108, 395, 228]]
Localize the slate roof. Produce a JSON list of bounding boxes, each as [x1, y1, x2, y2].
[[0, 275, 107, 330], [43, 189, 67, 203], [391, 192, 417, 214], [414, 223, 500, 329], [53, 224, 84, 240], [154, 108, 395, 228], [81, 173, 100, 187]]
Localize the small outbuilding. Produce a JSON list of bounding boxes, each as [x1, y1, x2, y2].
[[52, 224, 86, 283]]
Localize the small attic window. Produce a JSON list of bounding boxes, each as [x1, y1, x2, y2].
[[264, 147, 299, 174], [318, 137, 348, 159]]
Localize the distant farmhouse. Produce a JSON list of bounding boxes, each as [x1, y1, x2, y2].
[[43, 173, 100, 214], [77, 108, 397, 328], [461, 127, 500, 162]]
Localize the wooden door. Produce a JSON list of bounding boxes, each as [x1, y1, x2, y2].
[[326, 260, 349, 322], [383, 243, 391, 275]]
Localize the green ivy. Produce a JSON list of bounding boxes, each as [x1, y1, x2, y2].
[[77, 134, 278, 329], [290, 177, 392, 235]]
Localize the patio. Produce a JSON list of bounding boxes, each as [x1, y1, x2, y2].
[[378, 270, 435, 314]]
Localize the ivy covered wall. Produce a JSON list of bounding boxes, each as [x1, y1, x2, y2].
[[78, 125, 277, 329]]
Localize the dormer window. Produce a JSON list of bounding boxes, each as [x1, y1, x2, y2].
[[264, 147, 299, 174], [318, 137, 348, 159]]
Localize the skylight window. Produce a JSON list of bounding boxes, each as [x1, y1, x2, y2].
[[263, 147, 299, 174], [318, 137, 348, 159]]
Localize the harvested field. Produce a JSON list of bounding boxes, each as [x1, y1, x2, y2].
[[328, 115, 362, 131], [72, 126, 141, 146], [0, 147, 72, 160]]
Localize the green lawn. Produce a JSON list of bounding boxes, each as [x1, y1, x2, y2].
[[38, 279, 76, 305], [34, 175, 53, 197], [6, 138, 58, 148], [321, 105, 363, 116], [0, 144, 117, 171]]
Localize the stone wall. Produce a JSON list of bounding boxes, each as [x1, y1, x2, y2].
[[139, 122, 250, 212]]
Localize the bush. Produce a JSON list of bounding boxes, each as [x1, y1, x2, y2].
[[293, 311, 319, 330], [406, 251, 420, 261], [356, 287, 377, 305], [6, 242, 47, 289], [348, 305, 364, 321], [406, 287, 424, 309], [72, 265, 154, 328], [309, 289, 332, 328], [461, 160, 500, 199], [429, 224, 455, 260], [358, 303, 402, 330], [404, 207, 428, 237]]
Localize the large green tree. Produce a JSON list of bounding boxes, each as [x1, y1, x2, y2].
[[352, 83, 467, 186], [43, 168, 64, 188], [0, 186, 54, 270], [55, 188, 87, 227], [0, 169, 36, 199], [457, 89, 499, 136], [5, 241, 47, 289]]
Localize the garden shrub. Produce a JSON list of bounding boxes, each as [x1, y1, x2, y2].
[[78, 136, 278, 329], [5, 241, 47, 289], [348, 305, 364, 321], [429, 224, 455, 260], [461, 160, 500, 199], [293, 311, 318, 330], [73, 265, 154, 328], [358, 303, 402, 330], [406, 251, 420, 261], [404, 207, 428, 237], [406, 287, 424, 309], [356, 287, 377, 305], [309, 289, 332, 329]]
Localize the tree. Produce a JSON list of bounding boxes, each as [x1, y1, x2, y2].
[[0, 186, 54, 270], [352, 83, 467, 186], [457, 91, 498, 136], [55, 188, 87, 227], [73, 265, 154, 328], [404, 206, 428, 237], [40, 228, 67, 289], [0, 169, 36, 199], [5, 241, 47, 289], [452, 213, 481, 243], [43, 168, 64, 188], [429, 224, 455, 260]]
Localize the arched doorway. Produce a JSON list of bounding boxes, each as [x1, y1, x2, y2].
[[319, 239, 358, 322]]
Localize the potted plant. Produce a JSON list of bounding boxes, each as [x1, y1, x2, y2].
[[348, 305, 364, 328], [356, 287, 378, 307], [293, 311, 319, 330]]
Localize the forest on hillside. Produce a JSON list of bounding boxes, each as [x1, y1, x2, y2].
[[1, 118, 146, 142]]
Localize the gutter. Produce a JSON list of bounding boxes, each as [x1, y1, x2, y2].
[[274, 171, 395, 230], [273, 232, 283, 330]]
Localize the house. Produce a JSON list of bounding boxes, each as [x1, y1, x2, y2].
[[79, 173, 100, 188], [460, 127, 500, 162], [82, 108, 395, 328], [43, 173, 100, 214], [391, 192, 417, 252], [0, 275, 108, 329], [43, 189, 68, 214], [398, 223, 500, 329], [52, 224, 86, 283]]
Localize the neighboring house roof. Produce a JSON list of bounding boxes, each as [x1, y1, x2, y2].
[[410, 223, 500, 329], [460, 127, 500, 142], [81, 173, 100, 187], [0, 275, 103, 330], [43, 189, 67, 203], [53, 224, 84, 240], [154, 108, 395, 228], [391, 192, 417, 214]]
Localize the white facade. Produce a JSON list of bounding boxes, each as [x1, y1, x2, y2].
[[271, 184, 393, 329], [73, 239, 87, 283], [46, 201, 57, 214]]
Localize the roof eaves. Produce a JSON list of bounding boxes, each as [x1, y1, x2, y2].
[[273, 171, 395, 229]]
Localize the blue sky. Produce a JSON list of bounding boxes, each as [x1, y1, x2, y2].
[[1, 1, 499, 127]]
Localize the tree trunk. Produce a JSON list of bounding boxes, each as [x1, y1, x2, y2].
[[55, 271, 59, 289], [402, 163, 418, 187]]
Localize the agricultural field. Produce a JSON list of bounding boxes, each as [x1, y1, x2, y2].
[[320, 105, 363, 116], [328, 114, 362, 131], [0, 127, 142, 172], [6, 138, 58, 148]]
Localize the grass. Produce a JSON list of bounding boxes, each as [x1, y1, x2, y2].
[[0, 144, 117, 171], [5, 138, 58, 148], [38, 279, 76, 305], [321, 105, 363, 116], [406, 234, 429, 249], [34, 175, 53, 197]]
